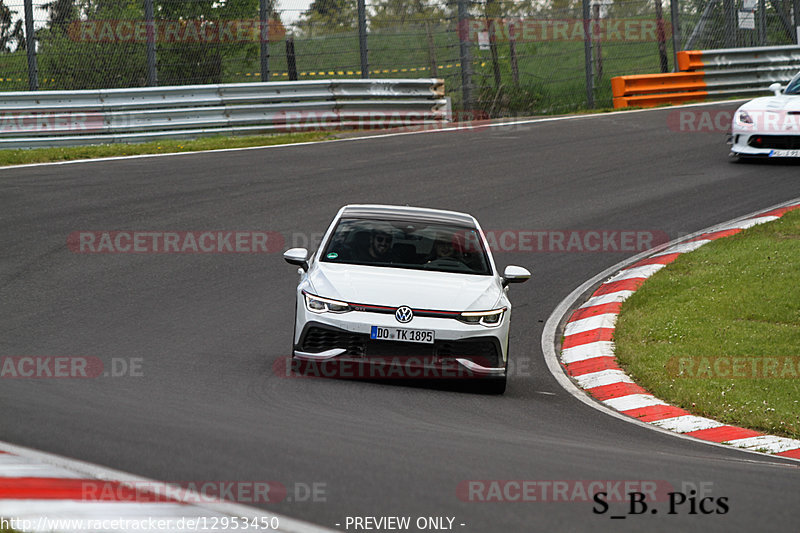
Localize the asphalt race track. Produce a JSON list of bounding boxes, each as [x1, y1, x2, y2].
[[1, 103, 799, 532]]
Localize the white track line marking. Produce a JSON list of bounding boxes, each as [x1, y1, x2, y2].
[[650, 416, 724, 433], [715, 215, 780, 231], [574, 370, 634, 389], [727, 436, 800, 454], [606, 263, 665, 283], [652, 240, 710, 257], [579, 291, 635, 308], [561, 341, 616, 364], [603, 394, 667, 411], [564, 313, 618, 336]]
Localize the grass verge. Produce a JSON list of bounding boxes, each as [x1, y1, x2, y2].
[[0, 131, 333, 167], [615, 208, 800, 440]]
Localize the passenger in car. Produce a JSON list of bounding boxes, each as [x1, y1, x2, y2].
[[348, 228, 393, 263]]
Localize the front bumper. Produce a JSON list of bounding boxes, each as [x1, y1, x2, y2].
[[729, 131, 800, 157], [293, 321, 507, 378]]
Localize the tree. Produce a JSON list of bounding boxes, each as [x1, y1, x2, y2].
[[0, 0, 20, 52], [43, 0, 78, 29], [155, 0, 283, 86], [38, 0, 148, 89], [370, 0, 448, 29], [297, 0, 357, 36], [36, 0, 285, 89]]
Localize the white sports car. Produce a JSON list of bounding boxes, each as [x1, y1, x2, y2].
[[283, 204, 531, 394], [730, 70, 800, 160]]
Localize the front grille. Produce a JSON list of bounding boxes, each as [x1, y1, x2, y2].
[[301, 327, 365, 356], [748, 135, 800, 149], [299, 325, 502, 367], [437, 339, 501, 368]]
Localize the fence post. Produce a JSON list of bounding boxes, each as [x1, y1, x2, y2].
[[485, 0, 501, 89], [670, 0, 681, 70], [655, 0, 668, 72], [286, 35, 298, 81], [426, 21, 438, 77], [509, 35, 519, 87], [144, 0, 158, 87], [593, 2, 603, 80], [358, 0, 368, 78], [582, 0, 594, 108], [260, 0, 270, 81], [794, 0, 800, 44], [723, 0, 736, 47], [23, 0, 38, 91], [458, 0, 474, 110]]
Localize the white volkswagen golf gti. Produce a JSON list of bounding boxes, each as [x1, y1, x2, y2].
[[283, 205, 531, 394]]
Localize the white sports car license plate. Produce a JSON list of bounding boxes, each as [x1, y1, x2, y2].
[[769, 149, 800, 157], [370, 326, 434, 344]]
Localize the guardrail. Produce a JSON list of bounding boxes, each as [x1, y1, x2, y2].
[[676, 45, 800, 71], [0, 79, 449, 149], [611, 45, 800, 109]]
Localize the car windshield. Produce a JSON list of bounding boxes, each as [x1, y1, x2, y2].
[[784, 72, 800, 95], [320, 217, 492, 275]]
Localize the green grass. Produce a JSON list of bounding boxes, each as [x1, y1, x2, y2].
[[615, 209, 800, 440], [0, 131, 332, 167]]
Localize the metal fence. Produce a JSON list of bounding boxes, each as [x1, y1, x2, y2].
[[0, 79, 448, 148], [2, 0, 800, 116]]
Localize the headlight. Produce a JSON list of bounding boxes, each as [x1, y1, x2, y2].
[[737, 110, 753, 125], [303, 292, 352, 314], [458, 308, 506, 326]]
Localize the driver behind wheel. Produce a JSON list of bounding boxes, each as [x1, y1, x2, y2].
[[427, 232, 460, 263]]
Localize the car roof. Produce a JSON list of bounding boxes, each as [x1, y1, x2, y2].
[[339, 204, 478, 227]]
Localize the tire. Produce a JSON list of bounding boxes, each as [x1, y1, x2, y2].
[[478, 374, 507, 395]]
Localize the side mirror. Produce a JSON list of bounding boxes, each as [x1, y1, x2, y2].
[[283, 248, 309, 271], [769, 82, 782, 96], [502, 265, 531, 287]]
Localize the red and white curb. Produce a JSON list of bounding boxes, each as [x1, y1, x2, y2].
[[543, 199, 800, 462], [0, 441, 335, 533]]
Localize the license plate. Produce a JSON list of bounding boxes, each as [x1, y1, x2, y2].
[[370, 326, 434, 344], [769, 149, 800, 157]]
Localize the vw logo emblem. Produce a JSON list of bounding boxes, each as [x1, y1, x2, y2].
[[395, 306, 413, 323]]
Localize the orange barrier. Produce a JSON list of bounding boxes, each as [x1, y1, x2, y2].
[[610, 72, 706, 96], [611, 53, 706, 109], [613, 45, 800, 108], [677, 50, 704, 71], [613, 91, 709, 109]]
